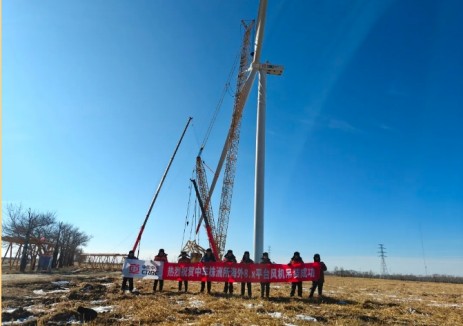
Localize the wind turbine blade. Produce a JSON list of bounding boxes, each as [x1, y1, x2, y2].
[[252, 0, 268, 64]]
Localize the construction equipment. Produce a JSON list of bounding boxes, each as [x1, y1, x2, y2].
[[196, 0, 283, 262], [190, 179, 220, 261], [132, 117, 192, 255], [194, 20, 255, 259]]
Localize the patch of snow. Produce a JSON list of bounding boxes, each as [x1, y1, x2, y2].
[[33, 289, 46, 295], [1, 316, 37, 325], [268, 312, 283, 319], [245, 303, 263, 309], [48, 289, 70, 294], [51, 281, 70, 286], [396, 296, 424, 303], [2, 308, 17, 314], [24, 305, 47, 313], [427, 303, 462, 308], [71, 268, 83, 274], [96, 277, 111, 281], [188, 299, 204, 308], [176, 300, 185, 305], [102, 283, 114, 288], [296, 314, 317, 322], [92, 306, 114, 313], [66, 318, 81, 325], [90, 300, 107, 304], [33, 288, 69, 295]]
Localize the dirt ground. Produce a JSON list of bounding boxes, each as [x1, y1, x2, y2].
[[2, 268, 463, 325]]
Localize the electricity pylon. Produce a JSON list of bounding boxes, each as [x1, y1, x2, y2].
[[378, 244, 389, 276]]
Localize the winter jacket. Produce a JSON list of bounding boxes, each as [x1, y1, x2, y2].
[[178, 256, 191, 264], [289, 257, 304, 265], [223, 254, 237, 263], [201, 253, 216, 263], [240, 257, 254, 264], [154, 253, 168, 262], [317, 261, 327, 282]]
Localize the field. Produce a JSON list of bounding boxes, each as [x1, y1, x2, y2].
[[2, 269, 462, 325]]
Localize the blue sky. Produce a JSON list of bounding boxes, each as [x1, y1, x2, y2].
[[3, 0, 463, 276]]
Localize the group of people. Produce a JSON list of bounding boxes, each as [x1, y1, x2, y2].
[[121, 248, 327, 299], [287, 251, 328, 298]]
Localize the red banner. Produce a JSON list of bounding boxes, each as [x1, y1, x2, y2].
[[162, 262, 320, 283]]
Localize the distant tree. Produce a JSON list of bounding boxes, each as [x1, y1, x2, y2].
[[2, 204, 56, 272], [50, 222, 64, 269], [53, 223, 91, 268], [3, 203, 92, 271]]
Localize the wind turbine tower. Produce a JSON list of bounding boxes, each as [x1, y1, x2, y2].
[[251, 0, 284, 262]]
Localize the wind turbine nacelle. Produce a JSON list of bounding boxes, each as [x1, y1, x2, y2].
[[256, 63, 284, 76]]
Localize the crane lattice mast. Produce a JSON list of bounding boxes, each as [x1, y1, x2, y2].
[[195, 149, 216, 242], [195, 0, 283, 261], [215, 20, 254, 258], [195, 20, 254, 259]]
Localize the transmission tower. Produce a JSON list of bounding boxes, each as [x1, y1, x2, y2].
[[378, 244, 389, 276]]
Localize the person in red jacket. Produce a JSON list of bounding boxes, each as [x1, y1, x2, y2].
[[240, 251, 254, 297], [223, 249, 237, 295], [288, 251, 304, 297], [153, 249, 168, 292], [309, 253, 327, 298], [177, 251, 191, 292]]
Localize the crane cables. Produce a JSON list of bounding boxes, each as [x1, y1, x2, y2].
[[180, 173, 194, 251], [200, 51, 240, 150]]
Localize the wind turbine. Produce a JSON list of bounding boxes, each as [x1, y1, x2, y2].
[[233, 0, 284, 262]]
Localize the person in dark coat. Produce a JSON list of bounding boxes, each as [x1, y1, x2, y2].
[[289, 251, 304, 297], [309, 253, 328, 298], [222, 249, 237, 295], [121, 250, 137, 292], [200, 248, 216, 294], [240, 251, 254, 297], [153, 249, 168, 292], [260, 252, 272, 298], [177, 251, 191, 292]]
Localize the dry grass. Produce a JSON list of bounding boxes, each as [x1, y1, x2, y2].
[[2, 271, 462, 325]]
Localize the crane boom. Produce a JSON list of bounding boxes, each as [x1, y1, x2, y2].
[[132, 117, 192, 254], [190, 179, 220, 261]]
